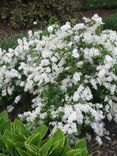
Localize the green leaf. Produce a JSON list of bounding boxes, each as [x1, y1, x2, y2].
[[13, 132, 27, 142], [49, 138, 65, 156], [25, 142, 38, 155], [0, 134, 6, 148], [66, 149, 81, 156], [75, 139, 87, 149], [81, 148, 88, 156], [0, 154, 8, 156], [3, 137, 15, 149], [0, 121, 11, 135], [0, 111, 9, 122], [3, 130, 13, 139], [13, 119, 27, 134], [51, 129, 64, 142], [33, 125, 48, 140], [27, 131, 41, 147], [39, 137, 53, 155], [16, 148, 32, 156]]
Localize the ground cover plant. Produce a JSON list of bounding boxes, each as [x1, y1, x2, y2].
[[0, 32, 27, 50], [0, 111, 91, 156], [0, 14, 117, 146]]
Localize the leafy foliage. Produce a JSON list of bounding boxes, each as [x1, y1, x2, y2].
[[0, 15, 117, 142], [0, 0, 79, 29], [0, 111, 91, 156], [103, 13, 117, 31], [80, 0, 117, 10], [0, 32, 27, 50]]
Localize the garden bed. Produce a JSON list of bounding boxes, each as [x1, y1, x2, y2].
[[0, 1, 117, 156]]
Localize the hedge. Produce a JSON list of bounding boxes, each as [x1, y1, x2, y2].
[[0, 0, 79, 29]]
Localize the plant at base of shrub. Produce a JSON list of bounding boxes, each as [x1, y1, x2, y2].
[[0, 32, 27, 50], [0, 111, 91, 156], [103, 13, 117, 31], [0, 14, 117, 144]]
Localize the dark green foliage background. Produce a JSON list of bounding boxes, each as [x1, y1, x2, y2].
[[81, 0, 117, 10], [0, 0, 79, 29], [103, 13, 117, 31]]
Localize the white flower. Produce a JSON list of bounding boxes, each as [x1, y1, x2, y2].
[[73, 23, 85, 30], [96, 136, 102, 145], [68, 112, 77, 123], [72, 48, 79, 58], [61, 22, 71, 31], [47, 26, 53, 33], [28, 30, 33, 38], [73, 72, 81, 84], [73, 91, 80, 102], [51, 56, 58, 63], [7, 105, 14, 113], [98, 69, 106, 79], [33, 21, 37, 25], [14, 95, 21, 104]]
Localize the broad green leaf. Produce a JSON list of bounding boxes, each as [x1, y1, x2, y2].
[[15, 142, 25, 149], [49, 138, 65, 156], [16, 148, 32, 156], [51, 129, 64, 142], [33, 125, 48, 139], [27, 131, 41, 147], [25, 142, 38, 156], [0, 121, 11, 135], [81, 148, 88, 156], [75, 139, 87, 149], [13, 119, 27, 134], [3, 137, 15, 150], [0, 111, 9, 122], [14, 132, 27, 142], [3, 130, 13, 139], [0, 134, 6, 148], [39, 137, 53, 155], [0, 154, 8, 156], [67, 149, 81, 156]]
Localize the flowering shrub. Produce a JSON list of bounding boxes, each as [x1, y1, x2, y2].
[[0, 14, 117, 143]]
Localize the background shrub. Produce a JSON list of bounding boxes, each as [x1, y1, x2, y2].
[[80, 0, 117, 10], [103, 13, 117, 31], [0, 0, 79, 29]]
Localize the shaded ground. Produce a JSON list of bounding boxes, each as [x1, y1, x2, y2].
[[86, 120, 117, 156], [0, 21, 29, 40]]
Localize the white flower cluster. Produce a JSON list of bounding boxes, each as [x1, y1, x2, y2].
[[0, 14, 117, 142]]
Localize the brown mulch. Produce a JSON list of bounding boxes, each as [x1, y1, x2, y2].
[[0, 21, 29, 40], [86, 120, 117, 156]]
